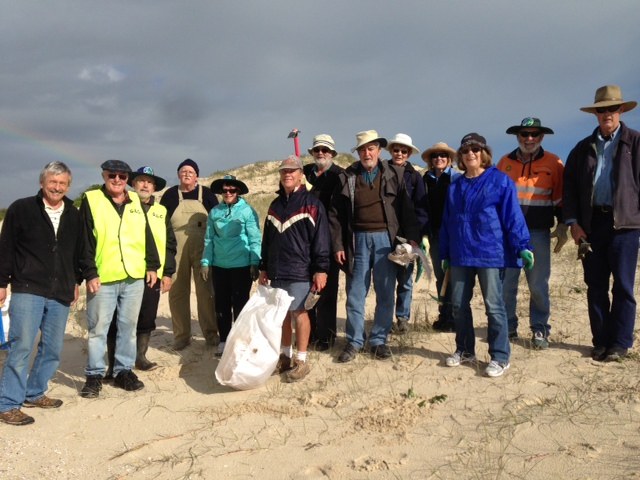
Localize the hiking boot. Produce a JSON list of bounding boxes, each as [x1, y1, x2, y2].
[[135, 333, 158, 371], [80, 375, 103, 398], [532, 332, 549, 350], [445, 351, 476, 367], [370, 344, 392, 360], [393, 317, 410, 334], [338, 343, 360, 363], [0, 408, 35, 426], [591, 346, 607, 361], [604, 347, 628, 362], [285, 359, 311, 382], [113, 370, 144, 392], [23, 395, 63, 409], [484, 360, 510, 378], [432, 319, 455, 332], [274, 354, 292, 375]]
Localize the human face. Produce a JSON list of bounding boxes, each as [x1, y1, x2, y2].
[[389, 143, 411, 166], [221, 184, 239, 204], [102, 170, 129, 198], [178, 166, 198, 190], [40, 172, 71, 207], [459, 146, 484, 175], [430, 152, 450, 174], [517, 130, 544, 155], [280, 168, 303, 194], [596, 105, 622, 137], [132, 175, 156, 203], [357, 142, 381, 171], [311, 146, 333, 171]]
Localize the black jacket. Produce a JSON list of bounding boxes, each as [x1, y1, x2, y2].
[[0, 191, 84, 304]]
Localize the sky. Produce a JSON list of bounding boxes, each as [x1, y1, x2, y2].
[[1, 0, 639, 208]]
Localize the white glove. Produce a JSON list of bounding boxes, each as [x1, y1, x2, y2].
[[550, 223, 569, 253]]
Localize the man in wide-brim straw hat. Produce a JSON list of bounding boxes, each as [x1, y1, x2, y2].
[[563, 84, 640, 363]]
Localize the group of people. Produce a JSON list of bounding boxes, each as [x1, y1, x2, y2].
[[1, 84, 638, 425]]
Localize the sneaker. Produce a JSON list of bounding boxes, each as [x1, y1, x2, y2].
[[485, 360, 510, 378], [23, 395, 63, 409], [394, 317, 409, 334], [604, 347, 628, 362], [215, 342, 226, 358], [113, 370, 144, 391], [285, 359, 310, 382], [445, 351, 476, 367], [432, 319, 455, 332], [532, 332, 549, 350], [338, 343, 360, 363], [0, 408, 35, 426], [370, 344, 392, 360], [591, 346, 607, 361], [274, 354, 292, 375], [80, 375, 103, 398]]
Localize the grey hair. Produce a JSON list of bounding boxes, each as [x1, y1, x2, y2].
[[39, 161, 73, 185]]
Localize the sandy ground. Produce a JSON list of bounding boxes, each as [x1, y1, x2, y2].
[[1, 243, 640, 480]]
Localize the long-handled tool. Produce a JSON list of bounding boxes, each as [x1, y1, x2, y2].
[[428, 268, 450, 305], [288, 128, 301, 157]]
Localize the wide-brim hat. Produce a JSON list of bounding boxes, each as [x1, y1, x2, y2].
[[386, 133, 420, 155], [351, 130, 387, 153], [210, 175, 249, 195], [580, 85, 637, 113], [307, 134, 337, 157], [421, 142, 457, 163], [506, 117, 554, 135], [128, 166, 167, 190]]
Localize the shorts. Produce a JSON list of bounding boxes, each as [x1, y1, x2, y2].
[[271, 279, 311, 311]]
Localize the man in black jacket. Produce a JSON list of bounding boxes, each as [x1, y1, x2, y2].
[[564, 85, 640, 362], [0, 162, 84, 425]]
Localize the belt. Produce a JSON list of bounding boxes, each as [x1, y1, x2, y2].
[[593, 205, 613, 213]]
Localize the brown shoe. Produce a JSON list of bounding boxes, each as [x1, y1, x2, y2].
[[274, 354, 292, 375], [23, 395, 63, 409], [0, 408, 35, 426], [285, 359, 310, 383]]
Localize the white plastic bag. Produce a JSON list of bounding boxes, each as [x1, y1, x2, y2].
[[215, 285, 293, 390]]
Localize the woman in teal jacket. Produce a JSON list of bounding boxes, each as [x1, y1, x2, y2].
[[440, 133, 532, 378], [201, 175, 261, 357]]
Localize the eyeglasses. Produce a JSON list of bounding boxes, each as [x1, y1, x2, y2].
[[107, 172, 128, 180], [460, 147, 482, 155], [518, 131, 542, 138], [392, 148, 410, 155], [595, 105, 621, 114], [312, 147, 331, 154], [222, 187, 238, 194], [179, 170, 196, 177], [431, 152, 449, 160]]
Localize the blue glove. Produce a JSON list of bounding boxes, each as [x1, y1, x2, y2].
[[441, 259, 450, 272], [519, 250, 535, 270]]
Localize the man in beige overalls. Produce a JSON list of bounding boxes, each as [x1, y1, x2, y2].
[[160, 159, 218, 350]]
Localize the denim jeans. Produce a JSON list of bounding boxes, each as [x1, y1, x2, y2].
[[85, 278, 144, 376], [394, 261, 414, 320], [450, 266, 510, 363], [0, 293, 70, 412], [583, 211, 640, 349], [503, 229, 551, 336], [345, 231, 395, 348]]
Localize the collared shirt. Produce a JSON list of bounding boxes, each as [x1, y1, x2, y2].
[[44, 202, 65, 236], [592, 124, 621, 206]]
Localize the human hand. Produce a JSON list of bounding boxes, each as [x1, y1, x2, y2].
[[335, 251, 346, 265], [313, 272, 328, 292], [200, 266, 209, 282], [87, 277, 101, 294], [519, 250, 535, 270], [570, 224, 587, 245], [146, 271, 158, 288], [161, 276, 172, 293], [258, 271, 269, 286]]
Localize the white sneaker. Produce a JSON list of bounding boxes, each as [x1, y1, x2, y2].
[[215, 342, 226, 357], [445, 351, 476, 367], [484, 360, 510, 377]]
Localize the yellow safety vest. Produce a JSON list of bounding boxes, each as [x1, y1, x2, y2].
[[146, 201, 167, 277]]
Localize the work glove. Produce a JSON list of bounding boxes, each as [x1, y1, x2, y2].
[[250, 265, 259, 282], [550, 223, 569, 253], [200, 266, 209, 282], [441, 259, 450, 272], [519, 250, 535, 270]]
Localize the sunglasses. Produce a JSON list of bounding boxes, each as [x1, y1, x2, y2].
[[107, 172, 128, 180], [460, 147, 482, 155], [595, 105, 621, 114], [518, 131, 542, 138], [431, 152, 449, 160], [222, 187, 238, 194], [392, 148, 410, 155], [312, 147, 331, 154]]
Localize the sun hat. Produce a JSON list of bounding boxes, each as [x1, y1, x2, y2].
[[506, 117, 554, 135], [128, 166, 167, 190], [351, 130, 388, 153], [100, 159, 132, 173], [279, 155, 303, 170], [421, 142, 457, 163], [386, 133, 420, 155], [177, 158, 199, 176], [307, 134, 337, 157], [459, 133, 492, 155], [210, 174, 249, 195], [580, 85, 637, 113]]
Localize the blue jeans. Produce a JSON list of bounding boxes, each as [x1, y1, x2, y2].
[[451, 266, 510, 363], [503, 229, 551, 336], [85, 278, 144, 376], [583, 211, 640, 349], [394, 261, 414, 320], [0, 293, 70, 412], [345, 231, 395, 348]]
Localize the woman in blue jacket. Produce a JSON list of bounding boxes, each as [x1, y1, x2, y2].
[[201, 175, 261, 357], [440, 133, 532, 378]]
